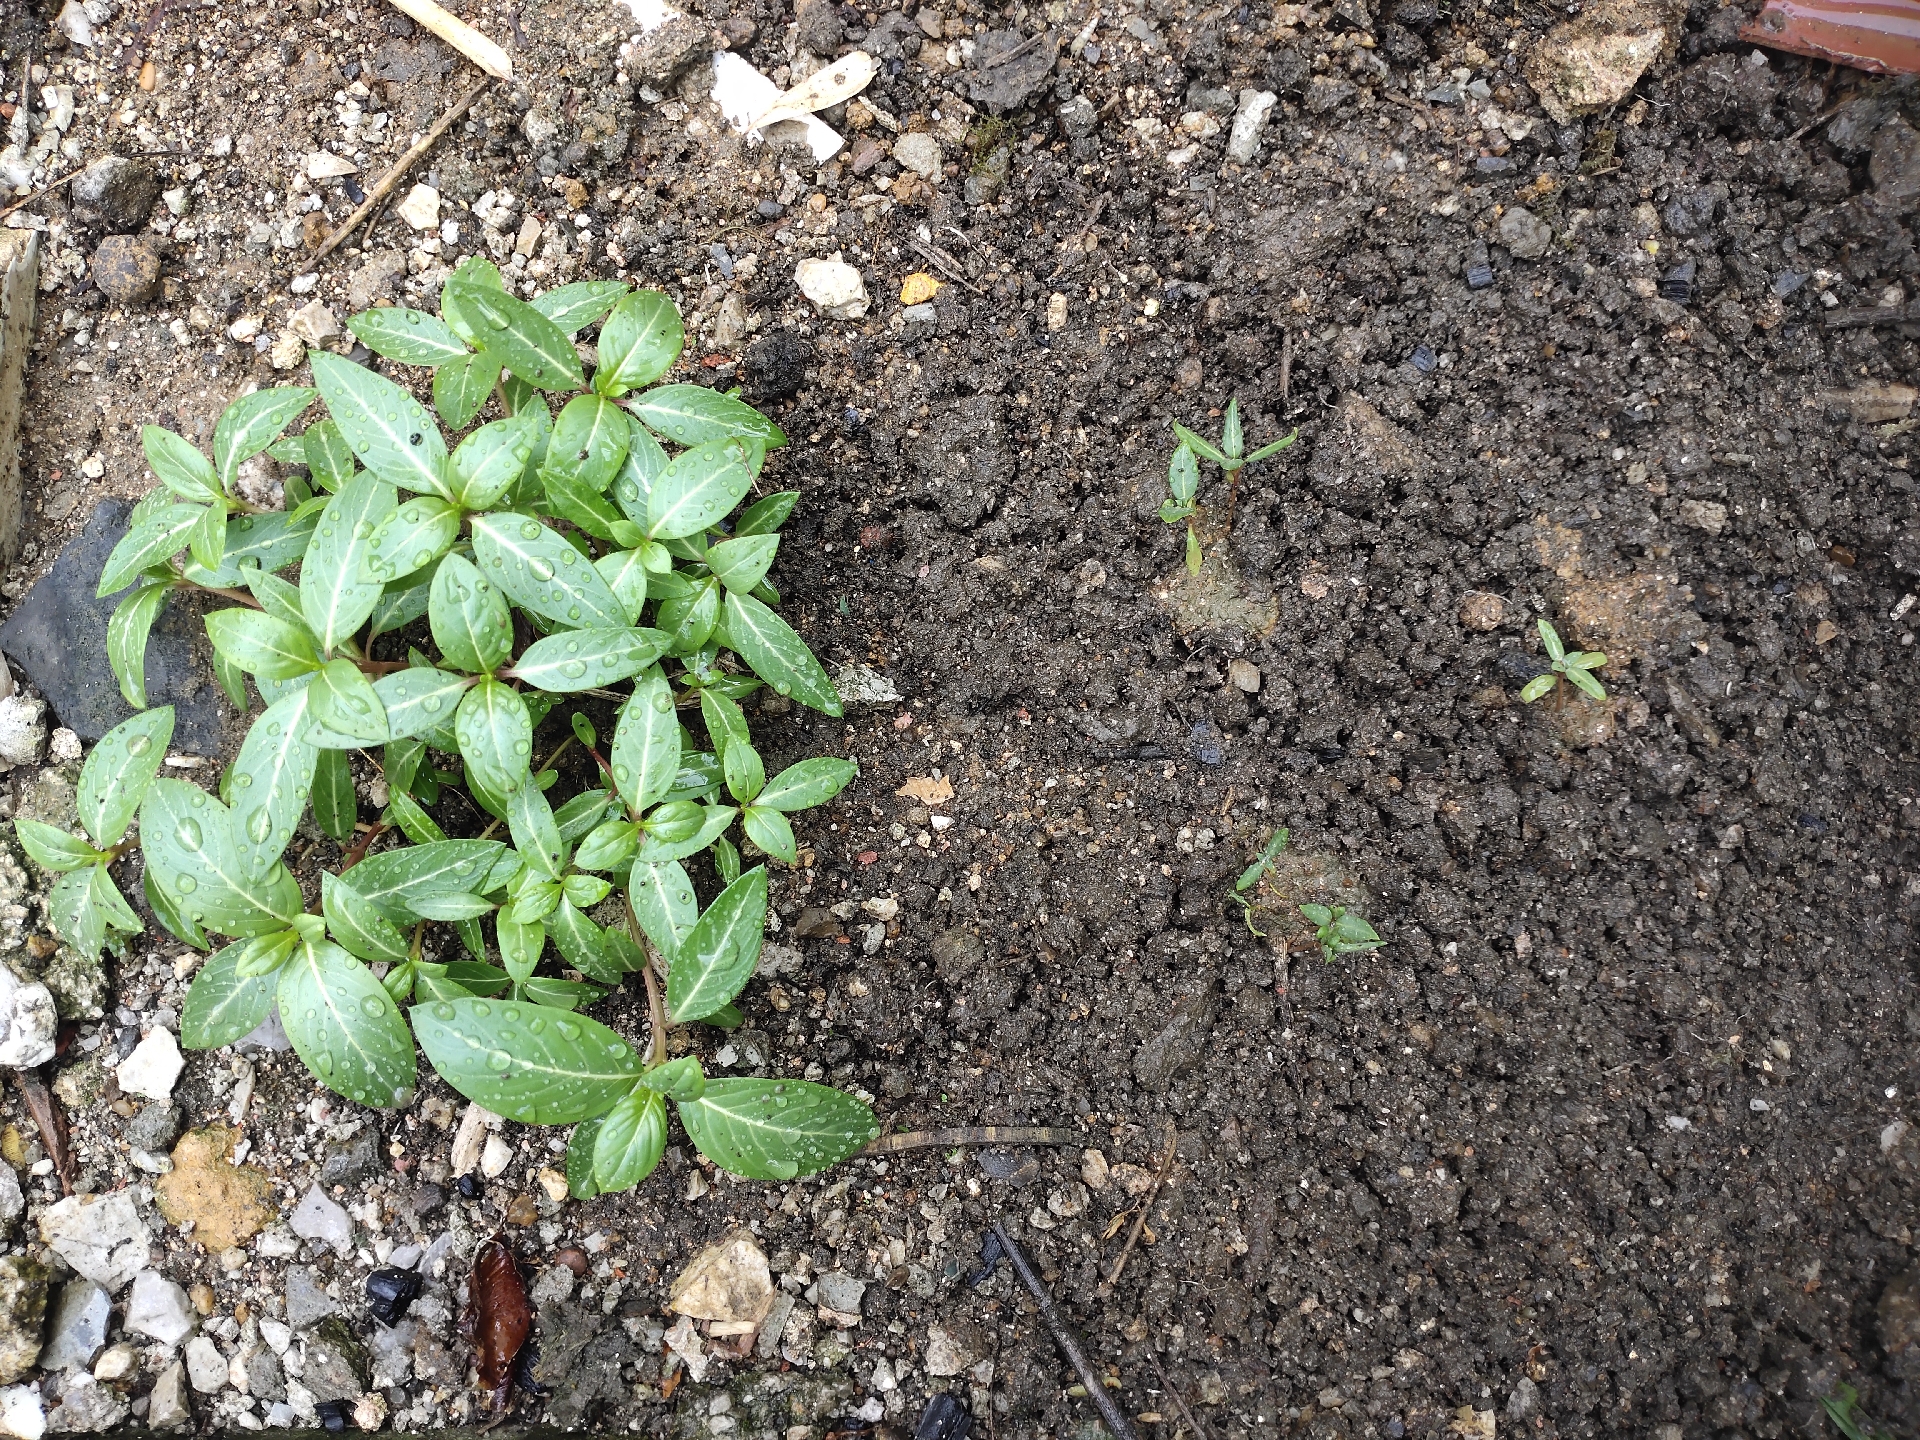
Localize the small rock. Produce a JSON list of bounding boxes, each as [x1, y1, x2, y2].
[[46, 731, 80, 763], [813, 1270, 866, 1318], [449, 1101, 496, 1176], [1226, 88, 1277, 163], [183, 1336, 225, 1393], [968, 29, 1058, 113], [409, 1184, 445, 1218], [1497, 205, 1552, 260], [0, 1385, 40, 1440], [1228, 658, 1261, 693], [1304, 75, 1355, 114], [288, 1185, 353, 1256], [0, 1167, 19, 1236], [1134, 985, 1219, 1093], [39, 1193, 148, 1292], [123, 1272, 193, 1346], [268, 330, 305, 371], [1047, 1181, 1090, 1218], [288, 300, 341, 348], [964, 145, 1011, 205], [89, 1345, 134, 1383], [39, 1280, 109, 1372], [479, 1134, 512, 1179], [1820, 381, 1917, 424], [931, 928, 984, 981], [124, 1102, 182, 1153], [243, 1346, 285, 1402], [1457, 591, 1507, 631], [925, 1320, 987, 1377], [1524, 0, 1684, 125], [283, 1266, 336, 1330], [529, 1265, 574, 1306], [69, 157, 159, 232], [795, 258, 870, 320], [1059, 94, 1098, 139], [1046, 292, 1068, 331], [892, 133, 944, 181], [742, 329, 813, 403], [155, 1124, 273, 1253], [668, 1229, 773, 1325], [0, 699, 45, 770], [1081, 1148, 1110, 1190], [352, 1394, 388, 1432], [536, 1167, 568, 1203], [318, 1129, 379, 1188], [145, 1364, 188, 1430], [0, 1261, 43, 1385], [300, 1319, 369, 1403], [1678, 499, 1728, 535], [115, 1028, 183, 1101], [346, 251, 408, 313], [396, 184, 440, 232], [1871, 120, 1920, 212], [90, 235, 161, 305], [43, 1374, 125, 1434]]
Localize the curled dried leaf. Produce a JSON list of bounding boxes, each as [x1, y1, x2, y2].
[[469, 1234, 533, 1415]]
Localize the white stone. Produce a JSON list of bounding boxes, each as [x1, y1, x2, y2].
[[795, 257, 869, 320], [1046, 292, 1068, 331], [449, 1102, 497, 1176], [184, 1336, 226, 1393], [287, 301, 340, 349], [39, 1279, 111, 1371], [0, 1385, 41, 1440], [115, 1028, 184, 1101], [45, 1374, 124, 1432], [891, 132, 943, 180], [479, 1134, 512, 1179], [39, 1192, 150, 1292], [124, 1272, 194, 1346], [46, 730, 80, 763], [0, 697, 45, 769], [268, 331, 305, 371], [710, 51, 845, 164], [54, 0, 94, 48], [1226, 89, 1276, 163], [0, 1157, 23, 1230], [0, 967, 55, 1070], [396, 184, 441, 232], [89, 1345, 135, 1383], [228, 316, 262, 343], [258, 1321, 291, 1356], [146, 1362, 189, 1430], [304, 152, 357, 180], [288, 1186, 352, 1256]]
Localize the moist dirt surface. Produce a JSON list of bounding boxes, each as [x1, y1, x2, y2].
[[0, 0, 1915, 1435]]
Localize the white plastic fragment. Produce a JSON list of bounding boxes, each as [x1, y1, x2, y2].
[[711, 52, 845, 164]]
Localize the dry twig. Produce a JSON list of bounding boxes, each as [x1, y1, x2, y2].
[[991, 1222, 1140, 1440], [866, 1125, 1081, 1155], [1098, 1123, 1176, 1296], [299, 77, 492, 275], [1144, 1343, 1211, 1440], [385, 0, 513, 80]]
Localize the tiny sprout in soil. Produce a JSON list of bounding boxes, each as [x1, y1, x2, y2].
[[1300, 904, 1384, 965], [1160, 398, 1296, 573], [1231, 827, 1290, 935], [41, 264, 879, 1195], [1521, 619, 1608, 703], [1821, 1385, 1894, 1440]]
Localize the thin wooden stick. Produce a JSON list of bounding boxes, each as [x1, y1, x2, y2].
[[1097, 1123, 1176, 1296], [0, 163, 88, 223], [992, 1223, 1140, 1440], [298, 77, 491, 275], [865, 1125, 1081, 1155], [385, 0, 513, 80]]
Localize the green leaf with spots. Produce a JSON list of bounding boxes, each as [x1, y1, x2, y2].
[[278, 939, 417, 1108], [308, 657, 390, 745], [705, 533, 780, 594], [181, 939, 280, 1049], [215, 387, 315, 494], [322, 872, 412, 964], [549, 899, 622, 984], [543, 394, 630, 493], [300, 472, 399, 654], [634, 802, 734, 864], [628, 860, 697, 960], [592, 1085, 667, 1191], [312, 748, 358, 842], [507, 783, 565, 880], [16, 820, 100, 873], [609, 673, 680, 813], [302, 419, 358, 492], [433, 350, 496, 432], [593, 289, 683, 398], [566, 1114, 606, 1200], [631, 383, 786, 449], [229, 686, 319, 877], [348, 308, 470, 366], [456, 678, 532, 798], [666, 866, 766, 1023], [226, 509, 321, 573], [430, 551, 513, 674], [645, 438, 754, 541], [411, 997, 643, 1125], [311, 351, 449, 498], [676, 1078, 877, 1181], [609, 415, 669, 524], [77, 706, 175, 848], [723, 592, 841, 716], [541, 466, 631, 543], [377, 665, 474, 740], [637, 1054, 705, 1102], [755, 757, 857, 814], [347, 839, 511, 922], [445, 269, 584, 392], [140, 779, 304, 938], [450, 416, 537, 512], [594, 549, 650, 624], [743, 805, 796, 863], [470, 512, 626, 630], [107, 582, 172, 709], [363, 496, 460, 585], [532, 280, 629, 337], [143, 426, 220, 504], [509, 626, 667, 693], [98, 502, 206, 597]]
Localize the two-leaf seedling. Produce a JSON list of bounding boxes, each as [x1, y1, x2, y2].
[[1520, 619, 1607, 703], [1233, 829, 1386, 962], [58, 267, 879, 1193], [1161, 398, 1296, 574]]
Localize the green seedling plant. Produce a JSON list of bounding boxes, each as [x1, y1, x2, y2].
[[1821, 1385, 1893, 1440], [43, 262, 879, 1193], [1231, 827, 1290, 936], [1520, 619, 1607, 704], [1299, 904, 1384, 965], [1161, 398, 1296, 574]]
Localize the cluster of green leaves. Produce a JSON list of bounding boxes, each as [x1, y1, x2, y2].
[[1520, 619, 1608, 704], [1299, 903, 1383, 966], [1160, 398, 1295, 574], [53, 264, 879, 1189]]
